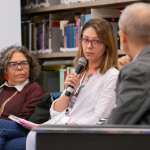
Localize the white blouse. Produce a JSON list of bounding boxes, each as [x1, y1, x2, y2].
[[44, 68, 119, 125]]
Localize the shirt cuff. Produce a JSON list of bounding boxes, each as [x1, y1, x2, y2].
[[50, 99, 61, 118]]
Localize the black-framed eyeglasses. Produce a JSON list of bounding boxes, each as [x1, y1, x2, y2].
[[79, 38, 103, 48], [8, 61, 29, 70]]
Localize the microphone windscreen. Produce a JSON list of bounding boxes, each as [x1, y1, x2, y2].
[[78, 57, 87, 66]]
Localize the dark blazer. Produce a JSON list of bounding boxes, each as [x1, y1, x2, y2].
[[107, 45, 150, 125]]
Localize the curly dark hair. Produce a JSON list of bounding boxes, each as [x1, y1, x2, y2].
[[0, 45, 41, 85]]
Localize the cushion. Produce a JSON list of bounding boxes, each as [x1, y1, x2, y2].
[[28, 92, 55, 124]]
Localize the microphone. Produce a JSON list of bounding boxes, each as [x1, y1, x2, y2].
[[65, 57, 87, 97]]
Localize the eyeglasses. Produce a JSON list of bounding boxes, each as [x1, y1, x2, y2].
[[79, 38, 103, 48], [8, 61, 29, 70]]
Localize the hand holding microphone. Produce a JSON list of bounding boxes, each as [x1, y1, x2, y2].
[[65, 57, 87, 97], [64, 72, 80, 92]]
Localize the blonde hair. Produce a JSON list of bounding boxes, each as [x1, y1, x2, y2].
[[73, 18, 118, 74]]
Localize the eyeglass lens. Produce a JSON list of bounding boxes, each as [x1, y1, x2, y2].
[[81, 38, 102, 47], [9, 61, 29, 69]]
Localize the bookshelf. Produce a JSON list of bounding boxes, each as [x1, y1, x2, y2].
[[21, 0, 144, 59], [21, 0, 143, 92], [21, 0, 142, 16]]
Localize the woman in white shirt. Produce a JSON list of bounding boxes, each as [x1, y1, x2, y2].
[[26, 18, 119, 150]]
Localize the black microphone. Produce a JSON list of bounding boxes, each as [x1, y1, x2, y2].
[[65, 57, 87, 97]]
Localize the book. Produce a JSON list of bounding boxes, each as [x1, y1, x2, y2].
[[66, 24, 70, 49], [59, 69, 67, 92], [60, 20, 69, 52], [71, 24, 74, 48], [51, 21, 60, 52], [80, 14, 85, 31], [67, 67, 75, 76], [85, 14, 91, 23], [29, 23, 33, 53], [60, 21, 63, 49], [74, 26, 76, 48], [76, 18, 80, 47], [8, 114, 37, 130]]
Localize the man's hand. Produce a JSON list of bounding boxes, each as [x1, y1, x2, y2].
[[118, 55, 132, 70]]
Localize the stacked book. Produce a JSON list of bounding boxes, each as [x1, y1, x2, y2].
[[21, 14, 91, 54], [60, 14, 91, 52], [60, 0, 94, 5], [21, 0, 60, 9]]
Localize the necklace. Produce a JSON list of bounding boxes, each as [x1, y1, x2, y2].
[[0, 88, 4, 93], [0, 87, 18, 116]]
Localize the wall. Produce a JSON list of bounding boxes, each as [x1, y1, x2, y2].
[[0, 0, 21, 51]]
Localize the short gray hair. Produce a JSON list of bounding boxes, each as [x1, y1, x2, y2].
[[0, 45, 41, 85], [118, 2, 150, 45]]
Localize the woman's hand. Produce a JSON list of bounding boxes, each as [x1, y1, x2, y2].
[[54, 72, 79, 112], [64, 72, 80, 90]]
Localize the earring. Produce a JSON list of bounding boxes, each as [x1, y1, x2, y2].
[[5, 75, 8, 80]]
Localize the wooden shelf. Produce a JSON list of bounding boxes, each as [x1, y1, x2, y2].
[[21, 0, 143, 16], [34, 52, 77, 59], [33, 50, 125, 59]]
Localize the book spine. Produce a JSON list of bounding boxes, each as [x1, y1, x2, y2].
[[26, 23, 29, 49], [80, 14, 85, 31], [71, 24, 74, 48], [64, 24, 67, 49], [85, 14, 91, 23], [60, 30, 63, 49], [43, 22, 45, 50], [76, 18, 79, 47], [36, 23, 40, 50], [76, 28, 78, 48], [31, 23, 34, 51], [69, 24, 71, 49], [51, 21, 60, 52], [45, 20, 49, 50], [66, 25, 70, 48], [59, 69, 66, 92], [40, 23, 43, 50], [34, 23, 37, 52], [40, 1, 45, 7], [60, 21, 63, 49], [77, 18, 81, 46], [74, 26, 76, 48]]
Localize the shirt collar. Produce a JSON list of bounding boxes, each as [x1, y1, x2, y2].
[[0, 79, 30, 92], [133, 52, 140, 61]]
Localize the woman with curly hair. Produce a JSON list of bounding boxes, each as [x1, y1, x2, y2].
[[0, 45, 45, 150]]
